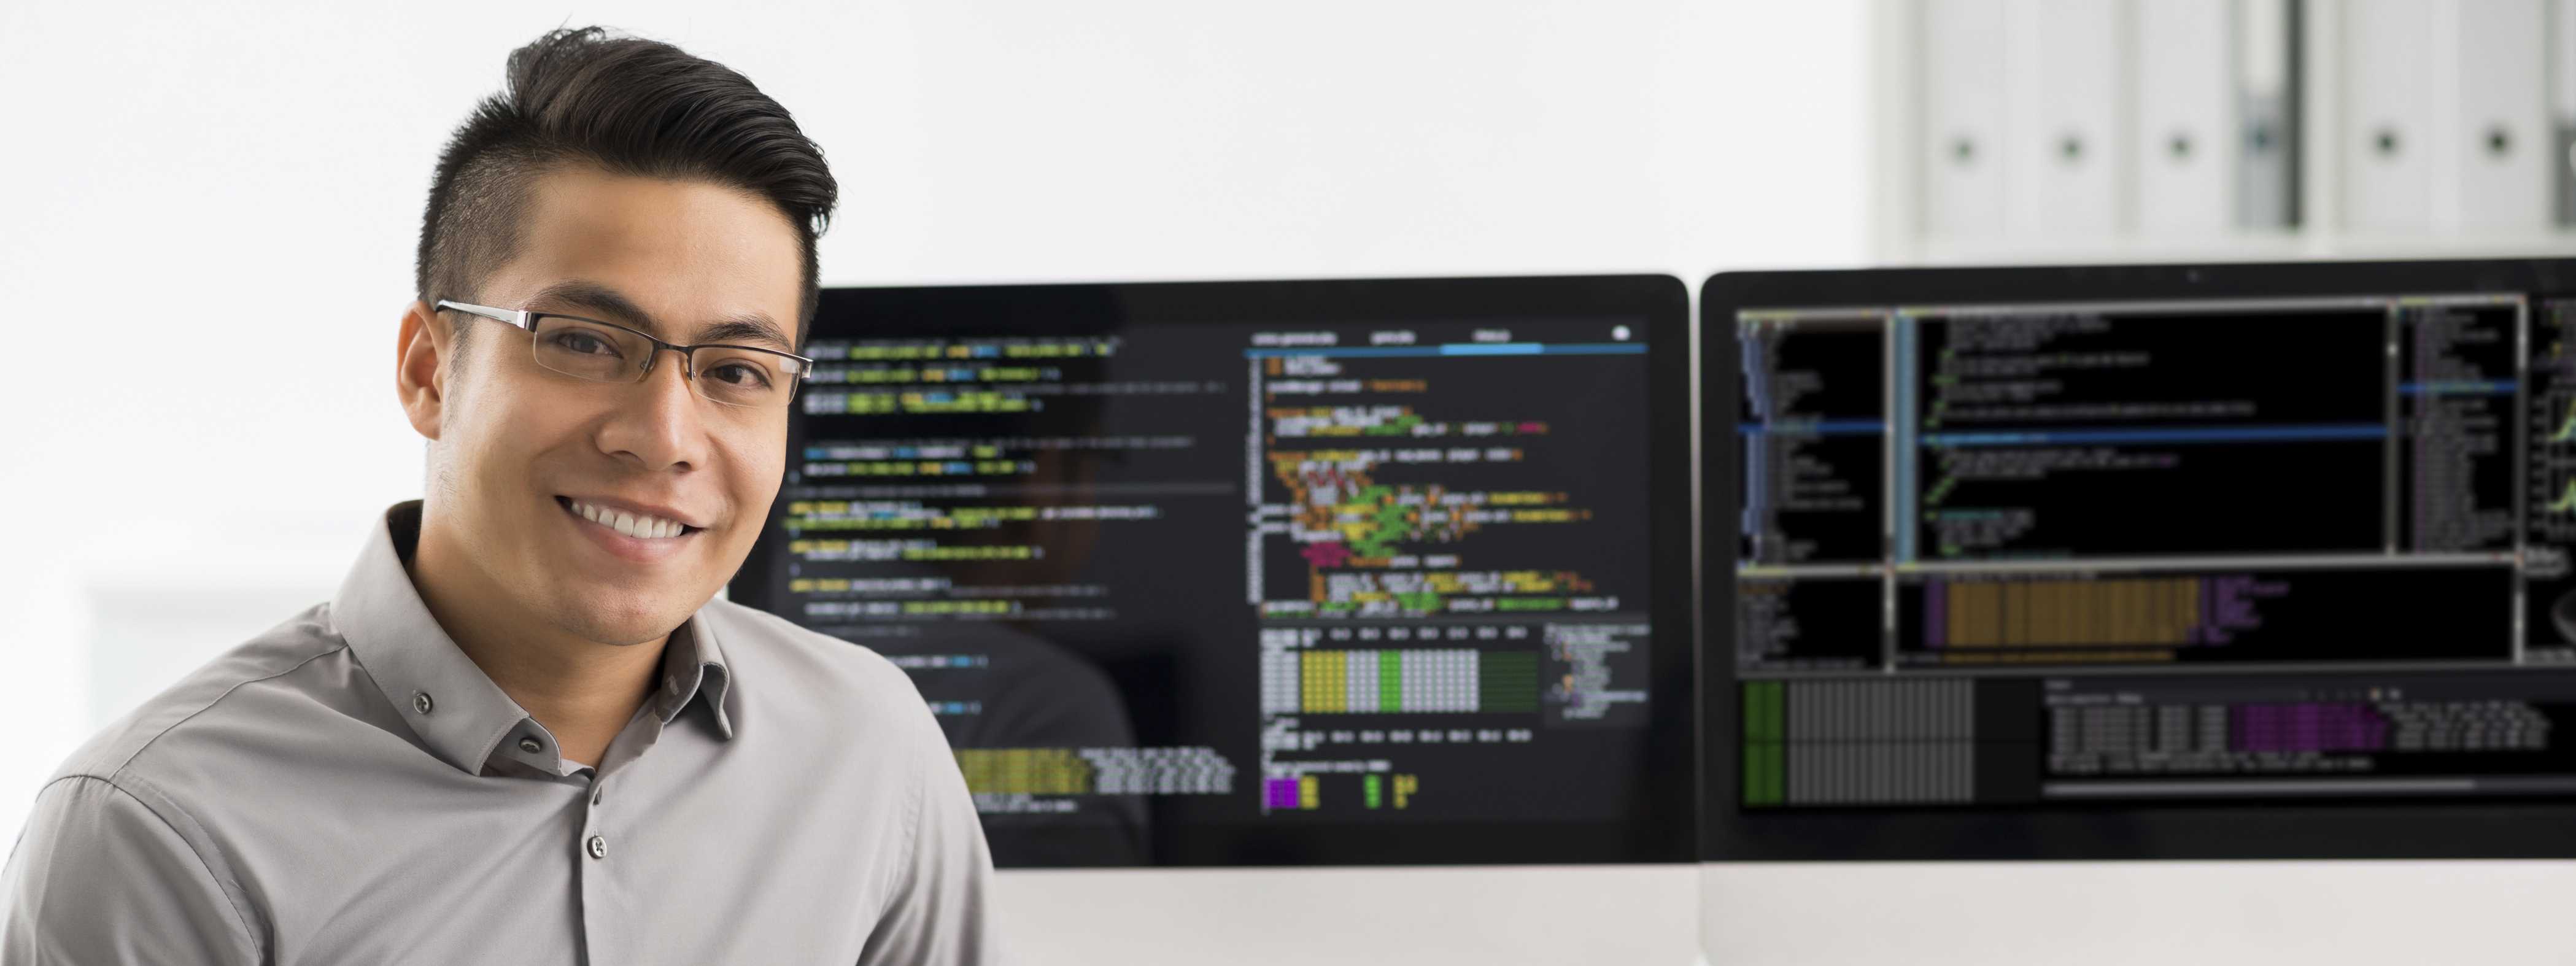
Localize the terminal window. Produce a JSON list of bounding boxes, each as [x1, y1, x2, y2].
[[1736, 293, 2576, 809], [747, 287, 1673, 865]]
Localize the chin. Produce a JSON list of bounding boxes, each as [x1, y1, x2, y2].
[[552, 588, 705, 646]]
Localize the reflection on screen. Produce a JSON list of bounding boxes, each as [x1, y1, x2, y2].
[[746, 282, 1675, 865]]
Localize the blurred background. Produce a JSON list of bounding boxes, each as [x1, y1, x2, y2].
[[0, 0, 1866, 842], [10, 1, 2576, 961]]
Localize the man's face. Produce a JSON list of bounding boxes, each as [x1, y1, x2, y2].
[[416, 166, 802, 646]]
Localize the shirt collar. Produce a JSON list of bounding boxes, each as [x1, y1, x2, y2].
[[332, 501, 734, 776], [653, 608, 735, 739]]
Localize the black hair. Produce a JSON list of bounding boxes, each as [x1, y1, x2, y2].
[[415, 27, 837, 348]]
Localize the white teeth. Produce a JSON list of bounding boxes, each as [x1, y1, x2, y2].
[[569, 500, 686, 540]]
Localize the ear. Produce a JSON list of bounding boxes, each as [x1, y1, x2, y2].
[[396, 301, 450, 441]]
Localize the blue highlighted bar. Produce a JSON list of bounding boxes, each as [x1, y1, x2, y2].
[[1924, 423, 2388, 447], [1739, 419, 1884, 436], [2398, 380, 2517, 396], [1244, 342, 1646, 358]]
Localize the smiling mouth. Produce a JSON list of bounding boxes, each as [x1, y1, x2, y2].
[[557, 496, 702, 541]]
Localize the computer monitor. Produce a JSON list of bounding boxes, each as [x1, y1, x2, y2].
[[1704, 259, 2576, 863], [732, 274, 1694, 868]]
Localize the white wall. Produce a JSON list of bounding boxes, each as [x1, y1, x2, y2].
[[0, 0, 1865, 853]]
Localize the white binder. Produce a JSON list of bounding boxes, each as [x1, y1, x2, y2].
[[1922, 0, 2011, 237], [2554, 0, 2576, 224], [2448, 0, 2550, 231], [2009, 0, 2122, 236], [2135, 0, 2233, 236], [2233, 0, 2296, 230], [2342, 0, 2435, 232], [2556, 0, 2576, 224]]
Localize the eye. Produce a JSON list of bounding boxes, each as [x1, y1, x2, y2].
[[552, 331, 618, 355], [708, 361, 774, 387]]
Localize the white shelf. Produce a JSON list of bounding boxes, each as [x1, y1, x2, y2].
[[1869, 0, 2576, 266]]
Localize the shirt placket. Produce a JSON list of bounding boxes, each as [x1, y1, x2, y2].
[[574, 695, 678, 965], [577, 771, 622, 966]]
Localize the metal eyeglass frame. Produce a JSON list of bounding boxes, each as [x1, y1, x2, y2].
[[433, 299, 814, 408]]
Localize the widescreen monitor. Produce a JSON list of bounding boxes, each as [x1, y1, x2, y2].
[[733, 274, 1694, 867], [1705, 258, 2576, 862]]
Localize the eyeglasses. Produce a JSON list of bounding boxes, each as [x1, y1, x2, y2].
[[434, 299, 812, 411]]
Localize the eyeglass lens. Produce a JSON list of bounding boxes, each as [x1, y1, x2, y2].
[[528, 316, 797, 409]]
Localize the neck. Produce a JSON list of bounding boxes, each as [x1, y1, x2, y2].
[[407, 512, 662, 767]]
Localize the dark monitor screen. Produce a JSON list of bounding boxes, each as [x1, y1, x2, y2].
[[1704, 259, 2576, 860], [733, 276, 1694, 866]]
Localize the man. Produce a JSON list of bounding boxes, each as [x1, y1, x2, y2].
[[1, 27, 994, 964]]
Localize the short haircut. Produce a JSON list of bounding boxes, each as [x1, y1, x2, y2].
[[415, 27, 837, 349]]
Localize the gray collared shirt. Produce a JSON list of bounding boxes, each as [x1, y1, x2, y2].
[[1, 502, 995, 964]]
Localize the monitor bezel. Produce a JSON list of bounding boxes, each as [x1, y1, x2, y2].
[[733, 273, 1698, 866], [1700, 258, 2576, 861]]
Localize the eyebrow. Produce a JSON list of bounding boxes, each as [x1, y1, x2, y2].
[[523, 279, 797, 352]]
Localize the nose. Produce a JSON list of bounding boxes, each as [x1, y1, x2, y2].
[[595, 346, 708, 471]]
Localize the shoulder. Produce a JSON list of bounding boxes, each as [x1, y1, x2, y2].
[[9, 773, 264, 965], [19, 605, 342, 963], [52, 603, 350, 787], [696, 598, 936, 737], [699, 597, 920, 698]]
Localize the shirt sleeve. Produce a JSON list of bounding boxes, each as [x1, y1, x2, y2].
[[1, 776, 259, 966], [857, 732, 1000, 966]]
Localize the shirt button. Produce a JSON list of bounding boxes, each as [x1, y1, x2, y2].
[[519, 737, 543, 754], [586, 835, 607, 860], [412, 692, 434, 715]]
